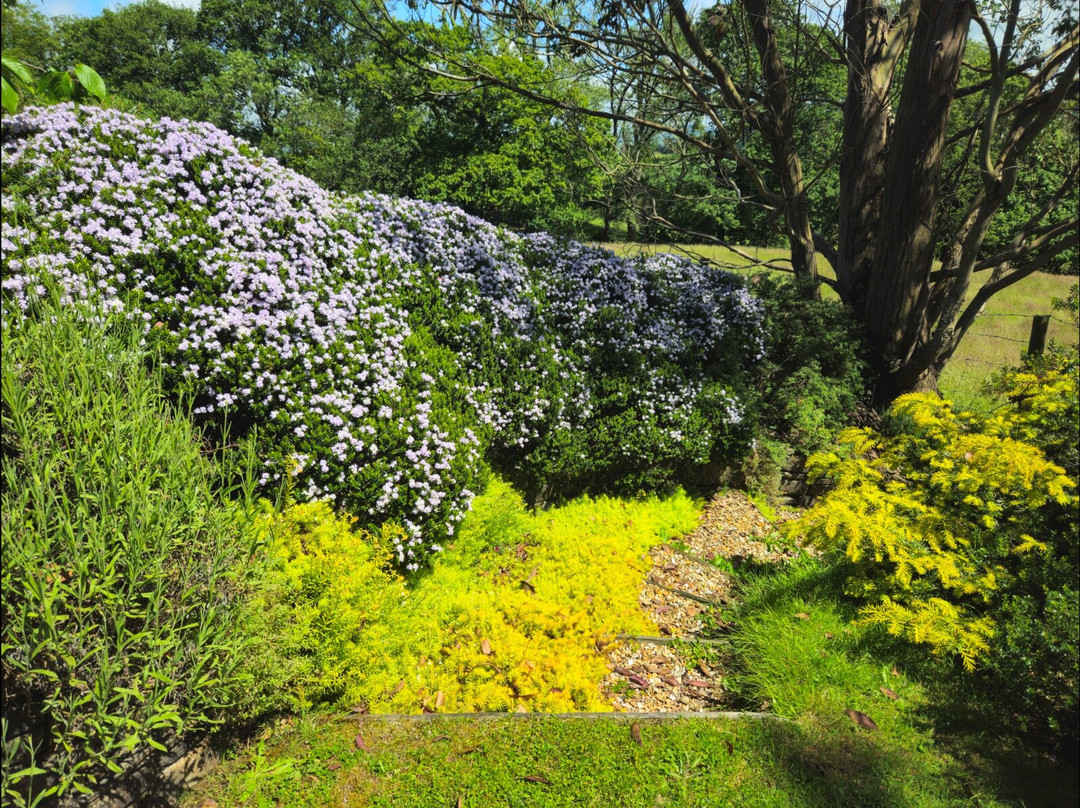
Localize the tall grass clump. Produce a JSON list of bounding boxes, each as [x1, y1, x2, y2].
[[1, 288, 261, 805], [2, 104, 765, 568]]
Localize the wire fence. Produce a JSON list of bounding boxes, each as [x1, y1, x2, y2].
[[940, 311, 1077, 411]]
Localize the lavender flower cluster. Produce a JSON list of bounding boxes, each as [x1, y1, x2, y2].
[[2, 104, 764, 567]]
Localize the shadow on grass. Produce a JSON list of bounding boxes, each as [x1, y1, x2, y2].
[[751, 718, 924, 808]]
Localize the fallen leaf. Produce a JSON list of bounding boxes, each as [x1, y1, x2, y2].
[[523, 775, 551, 784], [431, 734, 451, 742], [458, 747, 480, 755], [391, 680, 405, 695], [793, 612, 810, 621], [457, 796, 464, 808], [630, 723, 643, 746], [516, 704, 528, 713], [725, 740, 734, 755], [891, 667, 901, 677], [614, 665, 634, 677], [520, 580, 536, 594], [481, 639, 492, 656], [628, 674, 650, 688], [844, 709, 879, 731], [327, 760, 342, 771], [585, 594, 594, 604], [549, 687, 563, 694], [685, 679, 710, 689], [526, 565, 539, 582], [662, 675, 680, 687], [879, 687, 899, 701], [824, 632, 835, 640], [354, 732, 369, 751], [435, 690, 445, 708], [521, 660, 535, 672], [654, 605, 672, 614]]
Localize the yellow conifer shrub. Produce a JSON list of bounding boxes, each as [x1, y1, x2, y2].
[[788, 392, 1076, 670]]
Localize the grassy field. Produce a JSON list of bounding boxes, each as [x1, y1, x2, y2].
[[600, 242, 1077, 410]]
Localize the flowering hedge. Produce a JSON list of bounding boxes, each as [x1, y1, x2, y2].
[[2, 104, 764, 568]]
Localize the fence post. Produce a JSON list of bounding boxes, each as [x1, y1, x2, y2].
[[1027, 315, 1050, 356]]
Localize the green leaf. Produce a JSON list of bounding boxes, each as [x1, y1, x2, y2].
[[73, 64, 107, 101], [5, 764, 49, 781], [37, 70, 74, 102], [1, 54, 34, 85], [1, 75, 17, 115]]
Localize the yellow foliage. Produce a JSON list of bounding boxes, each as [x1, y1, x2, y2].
[[243, 501, 406, 711], [351, 480, 699, 714], [786, 392, 1077, 669], [247, 479, 699, 714]]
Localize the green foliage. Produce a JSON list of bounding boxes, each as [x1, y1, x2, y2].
[[0, 289, 260, 803], [747, 275, 870, 479], [788, 392, 1077, 672], [972, 307, 1080, 738], [1, 51, 107, 114]]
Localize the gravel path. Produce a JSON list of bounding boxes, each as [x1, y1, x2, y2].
[[603, 491, 803, 712]]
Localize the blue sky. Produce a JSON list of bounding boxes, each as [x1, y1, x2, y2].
[[28, 0, 199, 18]]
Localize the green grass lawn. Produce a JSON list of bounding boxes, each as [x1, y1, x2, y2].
[[600, 242, 1077, 410], [183, 710, 948, 808]]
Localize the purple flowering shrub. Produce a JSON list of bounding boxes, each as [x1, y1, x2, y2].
[[2, 104, 764, 566]]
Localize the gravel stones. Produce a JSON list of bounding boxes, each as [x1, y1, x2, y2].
[[603, 490, 803, 713]]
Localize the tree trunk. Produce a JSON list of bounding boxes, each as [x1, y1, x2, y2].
[[837, 0, 895, 308], [864, 0, 970, 392]]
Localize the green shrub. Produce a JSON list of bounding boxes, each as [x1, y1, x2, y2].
[[750, 275, 870, 457], [789, 393, 1075, 669], [789, 368, 1079, 741], [976, 329, 1079, 739], [1, 290, 260, 804]]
